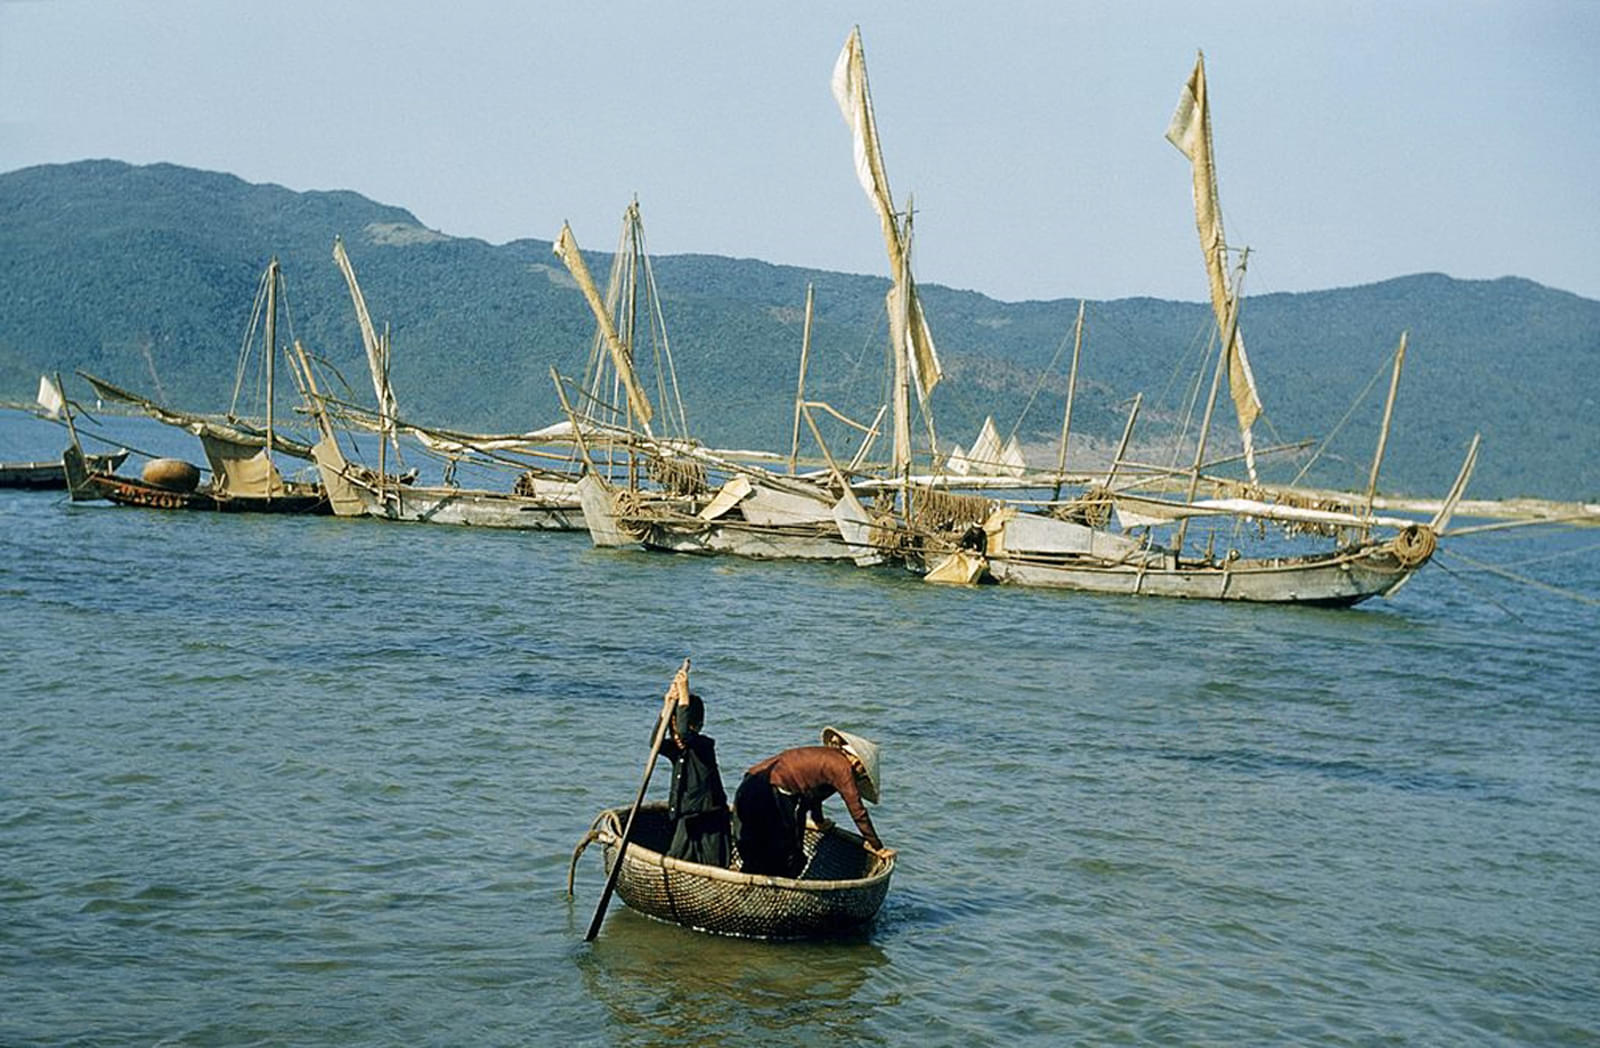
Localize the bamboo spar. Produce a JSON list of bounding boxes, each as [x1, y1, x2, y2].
[[1105, 393, 1142, 490], [1363, 332, 1408, 535], [264, 257, 277, 495], [1052, 300, 1086, 501], [790, 284, 815, 474], [1177, 255, 1247, 553]]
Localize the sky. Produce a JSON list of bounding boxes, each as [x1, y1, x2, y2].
[[2, 0, 1597, 305]]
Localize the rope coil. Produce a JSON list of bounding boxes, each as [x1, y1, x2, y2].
[[1393, 525, 1437, 567]]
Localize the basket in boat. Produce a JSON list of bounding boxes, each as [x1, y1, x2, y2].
[[573, 802, 894, 939]]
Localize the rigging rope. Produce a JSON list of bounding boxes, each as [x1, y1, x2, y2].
[[1437, 548, 1600, 606], [1288, 344, 1395, 488]]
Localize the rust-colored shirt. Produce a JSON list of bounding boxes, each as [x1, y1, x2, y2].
[[746, 745, 880, 849]]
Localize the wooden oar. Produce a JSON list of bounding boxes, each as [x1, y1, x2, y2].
[[584, 658, 689, 942]]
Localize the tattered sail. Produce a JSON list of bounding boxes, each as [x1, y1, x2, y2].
[[553, 222, 656, 432], [1166, 51, 1263, 480], [199, 434, 288, 498], [832, 27, 942, 402], [332, 236, 399, 446]]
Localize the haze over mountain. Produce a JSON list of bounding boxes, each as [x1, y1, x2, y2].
[[2, 161, 1595, 501]]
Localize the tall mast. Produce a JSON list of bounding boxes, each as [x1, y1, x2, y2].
[[552, 221, 655, 437], [1363, 331, 1408, 536], [790, 283, 815, 474], [265, 256, 277, 482], [1052, 300, 1086, 501], [890, 211, 913, 479], [1176, 256, 1246, 552], [1105, 392, 1141, 490]]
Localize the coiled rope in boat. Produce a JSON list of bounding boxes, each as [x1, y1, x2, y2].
[[1393, 524, 1437, 566]]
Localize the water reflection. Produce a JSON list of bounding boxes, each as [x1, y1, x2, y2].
[[575, 907, 889, 1043]]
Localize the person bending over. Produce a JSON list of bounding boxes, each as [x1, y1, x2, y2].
[[733, 726, 894, 877]]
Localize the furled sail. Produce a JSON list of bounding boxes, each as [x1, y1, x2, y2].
[[332, 237, 399, 445], [552, 222, 655, 432], [1113, 492, 1422, 533], [832, 26, 942, 402], [79, 370, 316, 461], [1166, 51, 1263, 479]]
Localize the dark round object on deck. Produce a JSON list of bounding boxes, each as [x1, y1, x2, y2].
[[142, 458, 201, 492]]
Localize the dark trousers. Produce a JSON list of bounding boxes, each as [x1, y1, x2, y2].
[[668, 808, 731, 867], [733, 772, 804, 877]]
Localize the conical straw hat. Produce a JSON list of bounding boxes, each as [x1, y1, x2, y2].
[[821, 726, 881, 804]]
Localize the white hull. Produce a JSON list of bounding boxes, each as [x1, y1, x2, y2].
[[640, 520, 856, 561], [313, 440, 580, 529], [354, 483, 581, 529], [977, 539, 1424, 606], [575, 473, 857, 561]]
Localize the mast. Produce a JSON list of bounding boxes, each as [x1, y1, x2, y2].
[[790, 283, 815, 474], [1363, 331, 1408, 535], [1105, 392, 1141, 489], [890, 211, 913, 479], [265, 256, 277, 489], [1176, 262, 1246, 553], [52, 371, 82, 451], [1052, 300, 1086, 501], [553, 222, 655, 437]]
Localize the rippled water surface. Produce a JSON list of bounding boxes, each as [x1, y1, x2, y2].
[[4, 411, 1598, 1045]]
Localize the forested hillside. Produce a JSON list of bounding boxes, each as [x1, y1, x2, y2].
[[2, 161, 1595, 500]]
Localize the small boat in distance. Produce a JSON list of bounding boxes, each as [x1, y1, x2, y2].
[[297, 238, 584, 529], [1, 449, 127, 490], [569, 802, 894, 939], [66, 256, 332, 515]]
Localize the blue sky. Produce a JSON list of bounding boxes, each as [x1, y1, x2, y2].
[[2, 0, 1596, 304]]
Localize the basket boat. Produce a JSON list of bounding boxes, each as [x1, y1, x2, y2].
[[572, 802, 894, 939]]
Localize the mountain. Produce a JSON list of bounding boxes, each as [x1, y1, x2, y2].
[[2, 160, 1595, 501]]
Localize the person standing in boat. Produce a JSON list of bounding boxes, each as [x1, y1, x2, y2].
[[653, 682, 731, 868], [733, 726, 895, 877]]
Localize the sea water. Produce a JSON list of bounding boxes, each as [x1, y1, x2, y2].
[[3, 409, 1597, 1046]]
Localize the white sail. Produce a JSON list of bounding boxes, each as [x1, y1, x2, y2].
[[968, 417, 1003, 475], [1000, 435, 1028, 478], [36, 375, 64, 419], [945, 444, 971, 476], [1167, 51, 1263, 476]]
